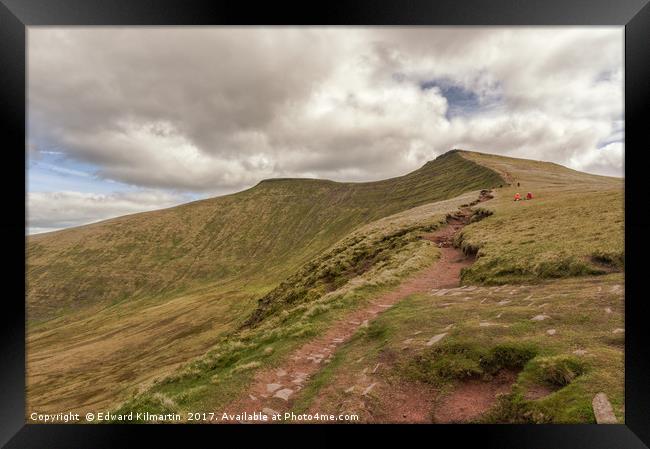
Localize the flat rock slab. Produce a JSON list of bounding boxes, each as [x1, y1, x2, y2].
[[547, 329, 557, 335], [276, 368, 287, 377], [573, 349, 588, 356], [531, 315, 550, 321], [292, 373, 307, 384], [497, 300, 511, 306], [426, 333, 448, 346], [479, 322, 496, 327], [592, 393, 617, 424], [266, 383, 282, 393], [604, 307, 612, 314], [612, 328, 624, 334], [273, 388, 294, 401], [262, 408, 280, 417], [307, 353, 324, 364], [362, 383, 378, 396]]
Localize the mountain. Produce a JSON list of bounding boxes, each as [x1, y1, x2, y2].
[[27, 150, 503, 321], [26, 150, 624, 423]]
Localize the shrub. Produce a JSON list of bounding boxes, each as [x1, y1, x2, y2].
[[365, 321, 388, 340], [531, 355, 587, 387], [481, 392, 551, 424], [402, 341, 537, 386], [470, 208, 494, 223], [591, 249, 624, 269], [481, 342, 538, 373]]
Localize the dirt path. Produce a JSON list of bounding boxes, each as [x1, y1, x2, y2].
[[224, 191, 492, 422]]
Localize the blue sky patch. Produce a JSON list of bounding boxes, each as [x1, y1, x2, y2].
[[419, 78, 485, 119], [28, 151, 132, 194]]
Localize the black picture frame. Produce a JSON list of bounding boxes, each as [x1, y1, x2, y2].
[[2, 1, 649, 447]]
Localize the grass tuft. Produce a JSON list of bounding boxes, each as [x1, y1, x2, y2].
[[529, 355, 588, 387], [400, 341, 537, 386]]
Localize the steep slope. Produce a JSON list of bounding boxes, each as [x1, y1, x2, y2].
[[283, 152, 624, 424], [109, 190, 485, 418], [455, 151, 623, 284], [27, 150, 503, 320], [26, 150, 624, 423]]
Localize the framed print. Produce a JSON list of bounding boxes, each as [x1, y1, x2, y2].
[[2, 0, 649, 447]]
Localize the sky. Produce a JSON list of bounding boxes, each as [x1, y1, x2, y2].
[[27, 27, 624, 234]]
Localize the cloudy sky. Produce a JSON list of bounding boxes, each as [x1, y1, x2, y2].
[[27, 27, 624, 234]]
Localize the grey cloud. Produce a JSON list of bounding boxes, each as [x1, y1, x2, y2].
[[27, 190, 190, 234], [29, 27, 623, 197]]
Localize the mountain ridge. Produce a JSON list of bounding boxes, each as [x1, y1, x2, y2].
[[27, 149, 624, 422], [27, 150, 504, 320]]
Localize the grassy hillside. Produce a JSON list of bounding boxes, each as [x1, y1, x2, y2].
[[456, 151, 623, 284], [26, 151, 502, 415], [291, 274, 624, 423], [26, 149, 624, 423], [27, 151, 503, 321], [283, 151, 624, 423], [109, 192, 480, 418], [28, 190, 480, 415]]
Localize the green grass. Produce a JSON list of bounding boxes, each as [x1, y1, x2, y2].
[[289, 274, 624, 423], [451, 152, 623, 285], [26, 149, 624, 422], [27, 151, 503, 321], [26, 280, 259, 415], [108, 192, 479, 420], [400, 340, 538, 385]]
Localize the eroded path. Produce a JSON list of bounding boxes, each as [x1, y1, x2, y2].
[[224, 193, 492, 422]]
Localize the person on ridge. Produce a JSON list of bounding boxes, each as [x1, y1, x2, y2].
[[526, 192, 533, 200], [514, 192, 521, 201]]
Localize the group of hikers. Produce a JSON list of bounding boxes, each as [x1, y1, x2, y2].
[[513, 182, 533, 202]]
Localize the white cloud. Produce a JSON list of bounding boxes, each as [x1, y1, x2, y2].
[[27, 27, 624, 232], [568, 141, 625, 177], [27, 190, 189, 234]]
